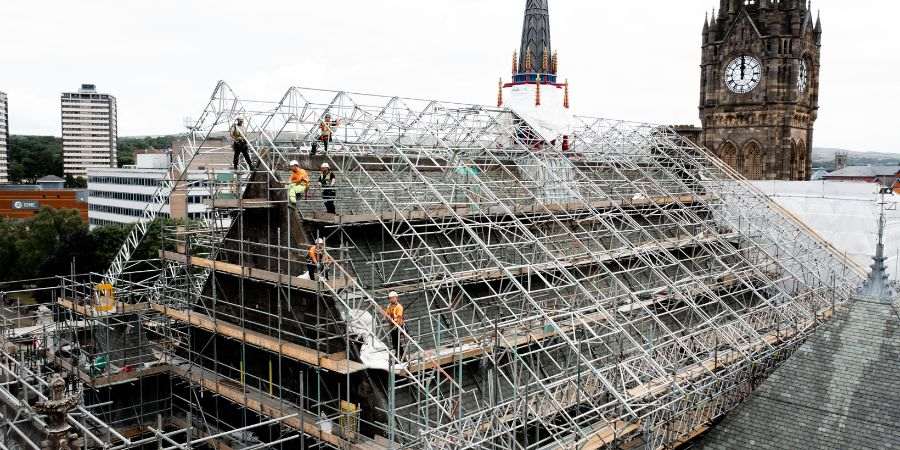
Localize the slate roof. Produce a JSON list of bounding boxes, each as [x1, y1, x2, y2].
[[825, 165, 900, 178], [36, 175, 65, 182], [699, 297, 900, 449]]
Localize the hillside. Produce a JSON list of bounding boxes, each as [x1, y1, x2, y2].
[[812, 147, 900, 171]]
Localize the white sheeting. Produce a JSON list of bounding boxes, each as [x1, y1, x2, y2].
[[752, 180, 900, 278], [503, 83, 577, 141], [344, 308, 392, 371]]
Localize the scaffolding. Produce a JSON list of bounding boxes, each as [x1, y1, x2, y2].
[[0, 82, 866, 450]]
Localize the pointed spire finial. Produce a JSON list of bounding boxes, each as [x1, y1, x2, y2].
[[563, 79, 570, 109], [512, 51, 518, 75], [497, 78, 504, 108], [535, 75, 542, 107], [518, 0, 551, 76], [551, 51, 559, 74]]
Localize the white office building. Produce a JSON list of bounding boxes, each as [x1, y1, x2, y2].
[[0, 91, 8, 183], [87, 152, 211, 228], [61, 84, 117, 178]]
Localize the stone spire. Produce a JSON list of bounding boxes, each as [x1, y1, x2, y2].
[[863, 189, 893, 300], [517, 0, 553, 75]]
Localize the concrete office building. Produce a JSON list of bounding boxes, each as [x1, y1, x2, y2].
[[87, 141, 232, 228], [0, 91, 8, 183], [87, 152, 209, 228], [61, 84, 118, 178]]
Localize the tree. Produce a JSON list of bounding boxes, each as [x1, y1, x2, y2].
[[0, 220, 21, 281], [8, 136, 63, 183], [0, 207, 181, 287], [64, 175, 87, 189], [16, 208, 94, 278], [91, 225, 131, 269]]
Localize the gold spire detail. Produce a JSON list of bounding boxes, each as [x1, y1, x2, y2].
[[564, 79, 570, 109], [542, 46, 549, 72], [497, 78, 504, 107], [525, 49, 534, 72], [535, 75, 542, 107], [552, 51, 559, 74], [512, 51, 518, 75]]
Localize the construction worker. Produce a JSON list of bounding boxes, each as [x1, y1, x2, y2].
[[318, 114, 340, 154], [307, 238, 329, 281], [288, 160, 310, 207], [230, 118, 253, 171], [384, 291, 405, 358], [319, 163, 337, 214]]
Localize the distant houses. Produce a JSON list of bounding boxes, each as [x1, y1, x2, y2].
[[822, 165, 900, 190]]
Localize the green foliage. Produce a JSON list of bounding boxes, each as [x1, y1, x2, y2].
[[0, 208, 176, 282], [15, 208, 93, 278], [8, 136, 63, 183], [7, 135, 181, 180], [89, 225, 132, 269], [64, 175, 87, 189], [117, 136, 178, 167]]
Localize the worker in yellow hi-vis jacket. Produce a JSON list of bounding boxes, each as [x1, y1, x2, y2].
[[287, 160, 310, 207], [384, 291, 405, 358]]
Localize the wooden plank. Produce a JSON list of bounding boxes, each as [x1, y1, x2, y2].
[[205, 198, 276, 209], [405, 274, 747, 374], [57, 298, 149, 317], [546, 305, 843, 449], [305, 194, 710, 225], [624, 305, 838, 400], [581, 420, 642, 450], [392, 232, 738, 295], [170, 364, 386, 450], [48, 353, 169, 388], [151, 304, 365, 374], [160, 251, 350, 292]]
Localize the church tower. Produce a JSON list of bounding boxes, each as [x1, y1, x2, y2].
[[699, 0, 822, 180]]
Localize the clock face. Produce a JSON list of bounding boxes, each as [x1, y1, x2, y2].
[[724, 56, 762, 94], [798, 60, 809, 93]]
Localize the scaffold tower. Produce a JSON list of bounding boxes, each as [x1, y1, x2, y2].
[[0, 82, 865, 450]]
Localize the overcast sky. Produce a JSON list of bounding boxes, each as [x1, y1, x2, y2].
[[1, 0, 897, 152]]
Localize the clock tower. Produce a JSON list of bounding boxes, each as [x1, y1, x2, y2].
[[699, 0, 822, 180]]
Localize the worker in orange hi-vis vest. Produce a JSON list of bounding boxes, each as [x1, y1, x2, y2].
[[384, 291, 405, 359], [316, 114, 340, 155], [306, 238, 330, 281]]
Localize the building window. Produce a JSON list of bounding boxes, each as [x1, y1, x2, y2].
[[743, 142, 763, 180], [718, 142, 738, 172]]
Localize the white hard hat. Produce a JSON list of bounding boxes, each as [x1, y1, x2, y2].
[[320, 163, 330, 169], [316, 238, 324, 244], [289, 160, 299, 166], [388, 291, 399, 298]]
